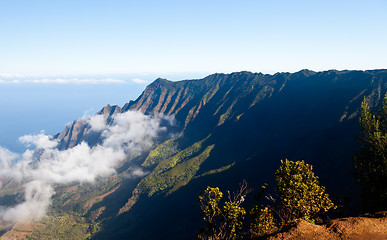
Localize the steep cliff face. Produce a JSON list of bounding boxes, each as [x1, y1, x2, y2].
[[53, 69, 387, 203], [96, 69, 387, 239], [57, 70, 387, 153], [47, 69, 387, 239], [55, 71, 291, 150], [124, 72, 289, 128]]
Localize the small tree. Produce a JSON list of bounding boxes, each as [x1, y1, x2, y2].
[[250, 206, 277, 237], [354, 95, 387, 210], [198, 186, 223, 239], [198, 181, 250, 240], [275, 159, 335, 223], [198, 161, 336, 238]]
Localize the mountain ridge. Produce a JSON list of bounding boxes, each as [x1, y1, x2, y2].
[[56, 69, 387, 151], [97, 69, 387, 239], [53, 69, 387, 218], [3, 69, 387, 239]]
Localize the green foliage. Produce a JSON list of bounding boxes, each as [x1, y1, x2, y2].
[[249, 183, 277, 237], [194, 162, 235, 179], [198, 184, 249, 240], [139, 144, 214, 196], [198, 160, 336, 239], [250, 207, 277, 237], [354, 95, 387, 210], [26, 213, 100, 240], [249, 85, 275, 108], [199, 187, 223, 227], [142, 138, 178, 168], [152, 137, 208, 175], [218, 100, 237, 126], [275, 159, 335, 223], [51, 175, 121, 214], [223, 202, 246, 238]]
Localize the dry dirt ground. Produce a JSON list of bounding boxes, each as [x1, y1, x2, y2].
[[268, 212, 387, 240]]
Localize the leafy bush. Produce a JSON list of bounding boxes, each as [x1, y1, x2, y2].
[[275, 159, 335, 223], [198, 160, 336, 239], [198, 183, 249, 240], [250, 206, 277, 237]]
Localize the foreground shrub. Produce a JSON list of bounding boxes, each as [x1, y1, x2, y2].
[[198, 182, 250, 240], [275, 159, 335, 223], [250, 206, 277, 237]]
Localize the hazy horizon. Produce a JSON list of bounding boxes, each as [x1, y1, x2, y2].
[[1, 0, 386, 151], [0, 72, 214, 152]]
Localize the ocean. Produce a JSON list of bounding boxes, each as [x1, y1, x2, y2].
[[0, 73, 207, 153]]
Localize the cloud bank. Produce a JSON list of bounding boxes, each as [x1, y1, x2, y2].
[[25, 78, 127, 84], [0, 74, 149, 85], [0, 77, 127, 85], [131, 78, 148, 84], [0, 110, 172, 224]]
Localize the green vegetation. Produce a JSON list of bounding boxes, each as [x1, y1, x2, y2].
[[139, 144, 214, 196], [218, 100, 237, 126], [4, 70, 387, 240], [275, 159, 335, 223], [354, 95, 387, 210], [26, 213, 100, 240], [0, 180, 24, 198], [52, 175, 122, 214], [29, 176, 123, 239], [249, 85, 274, 108], [250, 207, 277, 237], [198, 183, 249, 240], [198, 160, 335, 239], [152, 137, 208, 175], [202, 83, 220, 105], [194, 162, 235, 179], [142, 138, 178, 168]]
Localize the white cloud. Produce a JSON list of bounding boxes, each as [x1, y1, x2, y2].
[[102, 111, 163, 153], [0, 73, 154, 85], [132, 78, 148, 84], [25, 78, 127, 84], [0, 147, 19, 171], [1, 181, 54, 223], [125, 167, 149, 179], [19, 132, 58, 149], [88, 114, 106, 132], [0, 74, 25, 79], [0, 73, 130, 84], [0, 79, 21, 84], [0, 111, 174, 224]]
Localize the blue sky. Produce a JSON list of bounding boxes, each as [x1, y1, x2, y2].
[[1, 0, 386, 75], [0, 73, 198, 152], [0, 0, 386, 152]]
